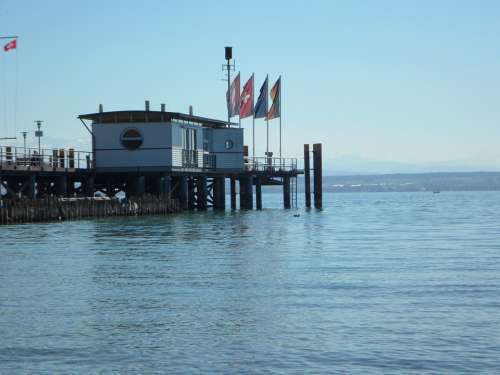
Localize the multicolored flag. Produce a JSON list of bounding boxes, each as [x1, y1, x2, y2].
[[3, 39, 17, 52], [239, 74, 254, 119], [254, 76, 268, 119], [228, 72, 240, 117], [267, 76, 281, 119]]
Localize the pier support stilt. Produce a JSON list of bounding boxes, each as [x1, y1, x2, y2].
[[188, 178, 195, 209], [230, 177, 236, 210], [313, 143, 323, 209], [27, 175, 36, 199], [197, 176, 207, 210], [179, 176, 188, 209], [283, 176, 291, 209], [136, 175, 146, 196], [239, 176, 253, 210], [213, 176, 226, 210], [84, 176, 95, 197], [57, 175, 67, 197], [255, 176, 262, 210], [160, 174, 171, 196], [304, 144, 311, 207]]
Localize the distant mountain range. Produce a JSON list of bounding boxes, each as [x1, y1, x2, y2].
[[322, 155, 500, 176]]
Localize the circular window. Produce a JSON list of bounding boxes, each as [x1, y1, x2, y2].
[[121, 128, 143, 150], [225, 139, 234, 150]]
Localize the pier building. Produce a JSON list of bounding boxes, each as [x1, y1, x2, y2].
[[1, 102, 322, 223]]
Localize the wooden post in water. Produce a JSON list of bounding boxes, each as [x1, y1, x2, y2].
[[230, 177, 237, 210], [304, 144, 311, 207], [313, 143, 323, 209], [283, 176, 291, 209], [255, 176, 262, 210]]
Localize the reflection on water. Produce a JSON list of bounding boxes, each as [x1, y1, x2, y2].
[[1, 192, 500, 374]]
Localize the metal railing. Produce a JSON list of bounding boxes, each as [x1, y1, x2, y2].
[[180, 150, 217, 170], [181, 149, 198, 168], [0, 145, 93, 170], [245, 157, 298, 172], [203, 153, 216, 169]]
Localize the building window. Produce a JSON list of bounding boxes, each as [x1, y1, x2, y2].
[[121, 128, 143, 150], [183, 128, 197, 150], [225, 139, 234, 150]]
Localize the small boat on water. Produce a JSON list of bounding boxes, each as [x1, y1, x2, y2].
[[433, 190, 441, 194]]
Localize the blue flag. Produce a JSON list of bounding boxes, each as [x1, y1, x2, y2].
[[254, 76, 268, 119]]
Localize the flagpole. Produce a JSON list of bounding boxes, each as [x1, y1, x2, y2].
[[266, 75, 269, 156], [252, 116, 255, 158], [279, 77, 282, 162], [266, 118, 269, 155], [252, 73, 255, 159], [279, 116, 282, 161]]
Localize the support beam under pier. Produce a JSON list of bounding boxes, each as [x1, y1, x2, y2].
[[239, 176, 253, 210], [196, 176, 207, 210], [230, 177, 237, 210], [178, 176, 188, 209], [159, 174, 171, 196], [57, 175, 68, 197], [213, 176, 226, 210], [27, 175, 36, 199], [188, 178, 195, 209]]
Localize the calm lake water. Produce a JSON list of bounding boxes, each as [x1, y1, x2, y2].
[[1, 192, 500, 374]]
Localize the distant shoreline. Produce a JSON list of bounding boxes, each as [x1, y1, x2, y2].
[[265, 172, 500, 193]]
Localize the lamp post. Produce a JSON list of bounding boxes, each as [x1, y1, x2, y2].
[[21, 131, 27, 155], [34, 120, 43, 156]]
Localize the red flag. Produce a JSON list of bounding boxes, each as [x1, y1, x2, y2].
[[267, 76, 281, 119], [4, 39, 17, 52], [239, 74, 254, 119]]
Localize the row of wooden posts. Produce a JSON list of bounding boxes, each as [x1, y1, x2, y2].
[[0, 194, 181, 225]]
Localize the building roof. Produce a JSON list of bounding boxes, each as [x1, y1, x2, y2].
[[78, 110, 238, 128]]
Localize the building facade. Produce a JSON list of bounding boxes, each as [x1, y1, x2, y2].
[[79, 109, 244, 173]]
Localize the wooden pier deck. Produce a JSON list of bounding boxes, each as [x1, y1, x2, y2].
[[1, 143, 322, 224]]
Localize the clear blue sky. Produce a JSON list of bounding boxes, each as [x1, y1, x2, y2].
[[1, 0, 500, 172]]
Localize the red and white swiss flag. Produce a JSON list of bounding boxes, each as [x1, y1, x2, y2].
[[239, 74, 254, 119], [4, 39, 17, 52]]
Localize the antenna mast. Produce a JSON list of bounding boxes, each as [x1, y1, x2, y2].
[[222, 46, 235, 127]]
